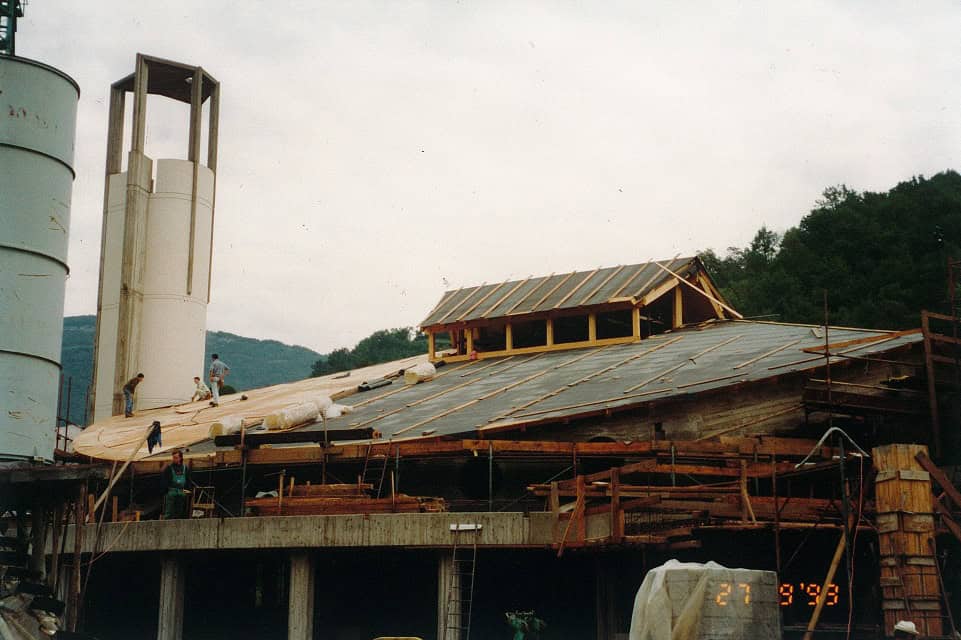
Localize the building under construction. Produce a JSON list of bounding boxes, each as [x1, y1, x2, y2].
[[41, 253, 957, 640], [1, 17, 960, 640]]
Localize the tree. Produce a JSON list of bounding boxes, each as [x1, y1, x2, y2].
[[699, 171, 961, 329], [310, 327, 428, 377]]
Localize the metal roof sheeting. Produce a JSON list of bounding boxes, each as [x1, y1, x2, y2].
[[421, 257, 699, 327], [321, 320, 922, 441]]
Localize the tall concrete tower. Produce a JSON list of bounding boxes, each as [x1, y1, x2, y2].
[[91, 54, 221, 420]]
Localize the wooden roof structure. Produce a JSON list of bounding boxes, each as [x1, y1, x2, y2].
[[420, 257, 714, 328], [72, 321, 921, 464]]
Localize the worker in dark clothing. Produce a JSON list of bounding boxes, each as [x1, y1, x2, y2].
[[122, 373, 144, 417], [162, 449, 191, 519]]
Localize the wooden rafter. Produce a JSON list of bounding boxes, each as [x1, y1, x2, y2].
[[436, 284, 485, 324], [455, 279, 510, 321], [505, 275, 552, 315], [578, 265, 625, 306], [733, 339, 802, 370], [555, 268, 601, 308], [802, 328, 920, 353], [480, 276, 532, 318], [421, 288, 461, 326], [623, 334, 742, 393], [631, 261, 671, 300], [528, 272, 577, 312], [609, 261, 651, 300], [652, 261, 743, 319]]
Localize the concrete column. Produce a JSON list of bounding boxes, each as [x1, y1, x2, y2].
[[437, 552, 461, 640], [157, 555, 185, 640], [595, 558, 617, 640], [288, 551, 315, 640]]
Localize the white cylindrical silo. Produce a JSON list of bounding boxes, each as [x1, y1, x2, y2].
[[0, 56, 78, 460], [137, 159, 215, 409]]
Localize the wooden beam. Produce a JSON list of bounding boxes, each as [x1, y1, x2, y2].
[[556, 269, 601, 308], [652, 261, 744, 319], [733, 340, 802, 369], [579, 266, 625, 306], [529, 272, 576, 312], [609, 262, 651, 299], [802, 328, 921, 353], [505, 275, 551, 315], [916, 451, 961, 509], [456, 280, 509, 321], [923, 312, 942, 457], [623, 335, 742, 393], [673, 286, 684, 328], [481, 277, 532, 318], [437, 285, 484, 324]]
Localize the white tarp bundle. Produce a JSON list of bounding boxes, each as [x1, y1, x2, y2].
[[629, 560, 780, 640]]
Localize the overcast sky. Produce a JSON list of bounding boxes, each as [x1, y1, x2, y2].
[[18, 1, 961, 354]]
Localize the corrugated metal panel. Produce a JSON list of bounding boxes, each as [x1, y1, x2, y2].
[[422, 257, 704, 327]]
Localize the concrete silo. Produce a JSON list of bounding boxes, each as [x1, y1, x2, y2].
[[91, 54, 220, 420], [0, 55, 79, 460]]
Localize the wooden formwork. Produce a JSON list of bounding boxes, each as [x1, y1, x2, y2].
[[873, 444, 943, 637]]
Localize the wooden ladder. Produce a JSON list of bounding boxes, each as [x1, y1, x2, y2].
[[443, 525, 481, 640]]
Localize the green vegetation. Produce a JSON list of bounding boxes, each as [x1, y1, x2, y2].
[[699, 171, 961, 329], [59, 316, 322, 425], [310, 328, 427, 377]]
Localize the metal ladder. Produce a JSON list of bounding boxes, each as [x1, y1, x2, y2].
[[443, 525, 481, 640], [361, 444, 389, 498]]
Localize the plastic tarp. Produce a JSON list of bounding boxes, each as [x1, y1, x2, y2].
[[629, 560, 780, 640]]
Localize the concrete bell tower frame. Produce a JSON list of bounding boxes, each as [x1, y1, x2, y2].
[[91, 54, 221, 420]]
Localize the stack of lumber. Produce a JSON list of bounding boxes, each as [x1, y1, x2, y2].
[[245, 482, 446, 516]]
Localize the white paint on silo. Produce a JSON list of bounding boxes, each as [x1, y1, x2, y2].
[[138, 159, 215, 409], [0, 57, 78, 460]]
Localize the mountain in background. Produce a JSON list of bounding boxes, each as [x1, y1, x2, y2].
[[59, 316, 323, 425]]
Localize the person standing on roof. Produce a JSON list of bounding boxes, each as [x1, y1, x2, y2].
[[122, 373, 144, 417], [208, 354, 230, 406], [191, 376, 212, 402]]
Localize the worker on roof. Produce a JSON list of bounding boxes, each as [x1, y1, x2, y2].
[[893, 621, 919, 639], [122, 372, 144, 418], [162, 449, 192, 519], [208, 353, 230, 406], [191, 376, 212, 402]]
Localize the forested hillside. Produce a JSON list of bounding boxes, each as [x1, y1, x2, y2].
[[699, 171, 961, 329], [60, 316, 322, 425], [310, 328, 427, 377]]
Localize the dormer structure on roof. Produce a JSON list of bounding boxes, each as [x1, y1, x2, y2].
[[420, 256, 739, 362]]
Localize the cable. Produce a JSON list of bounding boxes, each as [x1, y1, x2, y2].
[[795, 426, 870, 468]]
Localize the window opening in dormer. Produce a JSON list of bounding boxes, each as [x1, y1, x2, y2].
[[512, 319, 548, 349], [475, 322, 507, 353], [596, 309, 633, 340], [554, 315, 589, 344]]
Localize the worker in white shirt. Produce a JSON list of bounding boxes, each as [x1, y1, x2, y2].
[[208, 353, 230, 406], [191, 376, 212, 402]]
